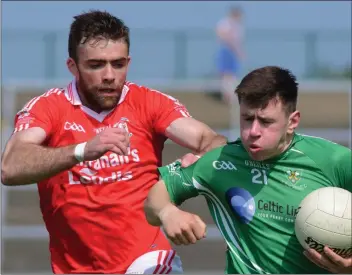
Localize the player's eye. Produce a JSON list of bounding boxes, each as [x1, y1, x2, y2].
[[260, 120, 273, 126], [112, 62, 126, 69], [89, 63, 103, 69]]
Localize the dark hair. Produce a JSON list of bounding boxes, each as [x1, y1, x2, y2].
[[235, 66, 298, 114], [68, 10, 130, 61], [230, 6, 243, 16]]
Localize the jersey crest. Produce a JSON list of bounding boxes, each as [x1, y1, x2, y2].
[[113, 117, 132, 137], [287, 170, 301, 184], [283, 169, 306, 191]]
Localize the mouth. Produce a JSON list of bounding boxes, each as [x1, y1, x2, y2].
[[248, 144, 262, 152], [98, 88, 119, 96]]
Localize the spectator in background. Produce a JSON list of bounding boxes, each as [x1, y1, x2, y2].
[[216, 6, 245, 103]]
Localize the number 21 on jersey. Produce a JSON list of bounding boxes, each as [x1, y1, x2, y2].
[[251, 168, 268, 185]]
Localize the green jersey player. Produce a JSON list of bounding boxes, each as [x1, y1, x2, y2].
[[144, 66, 352, 274]]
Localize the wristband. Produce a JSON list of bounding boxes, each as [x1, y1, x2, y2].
[[74, 142, 87, 162]]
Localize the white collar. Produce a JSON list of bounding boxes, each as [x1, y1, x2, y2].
[[65, 80, 130, 106]]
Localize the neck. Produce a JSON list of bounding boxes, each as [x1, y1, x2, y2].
[[276, 132, 295, 157], [258, 133, 295, 162]]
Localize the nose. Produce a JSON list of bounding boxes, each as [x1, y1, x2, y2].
[[249, 120, 261, 138], [102, 64, 115, 83]]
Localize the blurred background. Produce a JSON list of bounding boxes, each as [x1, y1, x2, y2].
[[1, 1, 351, 274]]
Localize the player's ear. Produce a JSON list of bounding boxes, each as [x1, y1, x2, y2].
[[287, 110, 300, 134], [67, 58, 79, 77]]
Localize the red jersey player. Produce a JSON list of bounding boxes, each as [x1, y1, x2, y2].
[[1, 10, 226, 274]]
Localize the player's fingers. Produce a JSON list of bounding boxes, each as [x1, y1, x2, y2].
[[100, 133, 126, 145], [175, 231, 191, 245], [115, 127, 130, 143], [323, 246, 351, 267], [192, 216, 207, 239], [180, 153, 200, 167], [168, 236, 181, 246], [167, 232, 187, 245], [116, 133, 130, 149], [104, 144, 124, 156], [105, 129, 130, 147], [110, 140, 129, 155], [107, 127, 127, 135], [178, 234, 191, 245], [317, 251, 340, 269], [165, 226, 189, 245], [107, 132, 129, 145], [305, 249, 337, 272], [181, 227, 198, 244], [304, 251, 329, 271]]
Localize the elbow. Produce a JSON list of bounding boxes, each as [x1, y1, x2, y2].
[[1, 165, 12, 186], [1, 162, 19, 186]]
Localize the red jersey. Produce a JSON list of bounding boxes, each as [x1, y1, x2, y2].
[[13, 81, 191, 274]]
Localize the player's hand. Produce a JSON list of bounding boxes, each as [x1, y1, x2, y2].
[[180, 153, 200, 167], [304, 247, 352, 273], [84, 128, 130, 160], [159, 204, 206, 245]]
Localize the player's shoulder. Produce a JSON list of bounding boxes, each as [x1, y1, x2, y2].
[[294, 134, 351, 189], [125, 81, 179, 102], [294, 133, 350, 161], [18, 87, 68, 113], [125, 81, 152, 96]]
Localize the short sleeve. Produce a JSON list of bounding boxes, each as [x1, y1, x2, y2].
[[334, 149, 352, 192], [158, 161, 199, 206], [147, 89, 191, 135], [13, 94, 58, 136], [217, 18, 231, 32]]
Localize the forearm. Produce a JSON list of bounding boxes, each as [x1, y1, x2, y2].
[[197, 132, 227, 155], [1, 143, 79, 185], [166, 118, 227, 156], [144, 180, 177, 226]]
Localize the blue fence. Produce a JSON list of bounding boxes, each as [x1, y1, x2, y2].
[[2, 28, 351, 82]]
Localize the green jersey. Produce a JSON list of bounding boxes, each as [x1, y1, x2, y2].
[[158, 133, 352, 274]]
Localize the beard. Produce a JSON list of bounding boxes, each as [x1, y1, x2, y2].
[[78, 73, 123, 112]]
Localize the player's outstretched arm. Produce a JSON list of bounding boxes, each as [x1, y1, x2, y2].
[[166, 117, 227, 156], [144, 180, 206, 245], [1, 127, 129, 186], [1, 127, 78, 185]]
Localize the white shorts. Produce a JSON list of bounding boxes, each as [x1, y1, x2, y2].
[[125, 250, 183, 274]]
